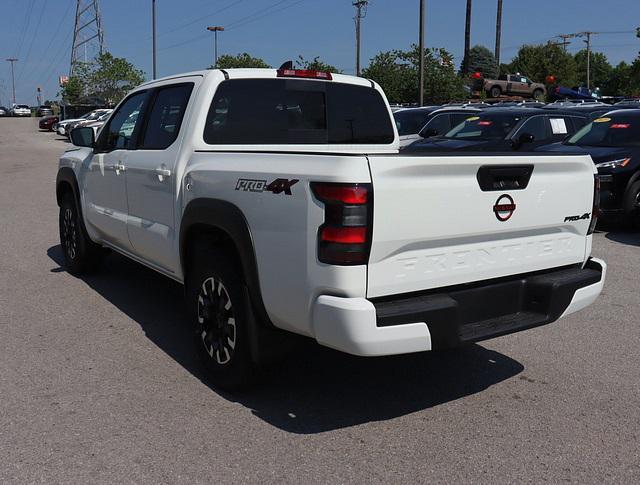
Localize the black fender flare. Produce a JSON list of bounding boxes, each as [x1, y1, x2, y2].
[[56, 166, 81, 208], [179, 198, 273, 328]]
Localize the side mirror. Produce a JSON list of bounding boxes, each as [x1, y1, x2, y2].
[[512, 132, 535, 149], [419, 127, 439, 138], [70, 126, 95, 148]]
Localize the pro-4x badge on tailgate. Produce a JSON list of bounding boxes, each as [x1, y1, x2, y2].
[[236, 178, 299, 195], [493, 194, 516, 221]]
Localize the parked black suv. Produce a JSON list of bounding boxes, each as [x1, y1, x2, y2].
[[536, 109, 640, 226], [406, 108, 589, 152]]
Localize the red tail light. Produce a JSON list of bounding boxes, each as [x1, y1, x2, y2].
[[320, 226, 367, 244], [276, 69, 333, 80], [588, 174, 600, 235], [311, 182, 372, 265]]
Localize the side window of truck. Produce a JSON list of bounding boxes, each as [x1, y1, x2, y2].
[[97, 91, 148, 152], [203, 79, 394, 145], [139, 83, 194, 150]]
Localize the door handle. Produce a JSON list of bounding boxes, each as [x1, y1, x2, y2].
[[155, 167, 171, 182], [115, 163, 126, 175]]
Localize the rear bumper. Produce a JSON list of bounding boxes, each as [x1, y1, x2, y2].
[[311, 258, 606, 356]]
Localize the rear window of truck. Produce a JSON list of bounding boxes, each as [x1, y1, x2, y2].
[[203, 79, 394, 145]]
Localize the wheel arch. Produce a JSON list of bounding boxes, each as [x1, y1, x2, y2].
[[180, 198, 273, 328], [56, 166, 81, 208]]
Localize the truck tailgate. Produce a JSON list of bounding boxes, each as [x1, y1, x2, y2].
[[366, 154, 595, 298]]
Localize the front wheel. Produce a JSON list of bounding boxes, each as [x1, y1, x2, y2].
[[187, 245, 257, 389], [623, 181, 640, 229], [58, 192, 103, 274], [532, 88, 544, 100]]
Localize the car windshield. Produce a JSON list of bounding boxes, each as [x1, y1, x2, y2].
[[16, 105, 29, 109], [566, 114, 640, 147], [444, 113, 522, 140], [394, 109, 433, 136]]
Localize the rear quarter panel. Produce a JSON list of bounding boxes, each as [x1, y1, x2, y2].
[[181, 152, 372, 336]]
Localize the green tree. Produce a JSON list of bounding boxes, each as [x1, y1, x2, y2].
[[61, 52, 145, 105], [362, 45, 465, 104], [603, 61, 633, 95], [215, 53, 270, 69], [296, 55, 342, 73], [88, 52, 145, 104], [465, 45, 498, 78], [59, 76, 84, 104], [574, 50, 612, 89], [509, 42, 578, 86]]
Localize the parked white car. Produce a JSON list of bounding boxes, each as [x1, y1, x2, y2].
[[56, 109, 111, 136], [10, 104, 31, 117], [81, 110, 113, 137], [56, 68, 606, 389]]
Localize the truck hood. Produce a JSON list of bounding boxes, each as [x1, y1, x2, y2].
[[536, 142, 631, 164], [407, 137, 494, 151]]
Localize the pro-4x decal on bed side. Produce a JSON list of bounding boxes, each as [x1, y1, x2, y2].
[[236, 178, 299, 195]]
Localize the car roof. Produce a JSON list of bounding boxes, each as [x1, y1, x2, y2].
[[602, 108, 640, 116], [475, 107, 548, 116], [394, 106, 441, 114], [138, 68, 374, 90]]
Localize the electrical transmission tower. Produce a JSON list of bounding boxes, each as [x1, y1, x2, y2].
[[70, 0, 104, 76]]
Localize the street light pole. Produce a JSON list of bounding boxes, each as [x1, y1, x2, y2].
[[207, 26, 225, 67], [6, 58, 18, 105], [418, 0, 425, 106], [152, 0, 157, 79]]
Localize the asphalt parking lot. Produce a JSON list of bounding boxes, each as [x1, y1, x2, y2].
[[1, 117, 639, 483]]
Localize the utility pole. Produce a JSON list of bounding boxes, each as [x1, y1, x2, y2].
[[353, 0, 368, 76], [494, 0, 502, 66], [462, 0, 472, 73], [583, 31, 592, 89], [418, 0, 425, 106], [6, 58, 18, 105], [556, 34, 572, 51], [152, 0, 157, 79], [207, 26, 224, 67]]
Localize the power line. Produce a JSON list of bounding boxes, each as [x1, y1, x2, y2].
[[19, 0, 75, 85], [157, 0, 307, 52], [14, 0, 36, 58], [17, 0, 47, 83], [159, 0, 244, 38], [226, 0, 301, 30]]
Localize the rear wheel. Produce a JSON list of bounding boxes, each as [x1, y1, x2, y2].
[[58, 192, 103, 274], [532, 88, 544, 100], [623, 181, 640, 229], [187, 244, 256, 389], [489, 86, 502, 98]]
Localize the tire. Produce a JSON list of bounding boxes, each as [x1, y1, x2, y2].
[[623, 180, 640, 230], [187, 244, 257, 389], [489, 86, 502, 98], [58, 192, 103, 274], [532, 88, 544, 100]]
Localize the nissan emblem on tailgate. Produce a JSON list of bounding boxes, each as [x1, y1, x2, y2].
[[493, 194, 516, 221]]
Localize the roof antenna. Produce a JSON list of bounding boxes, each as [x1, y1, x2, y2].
[[278, 60, 294, 70]]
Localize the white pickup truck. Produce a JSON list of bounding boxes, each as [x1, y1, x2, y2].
[[56, 68, 606, 388]]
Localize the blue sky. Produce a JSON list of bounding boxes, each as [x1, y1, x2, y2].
[[1, 0, 639, 105]]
